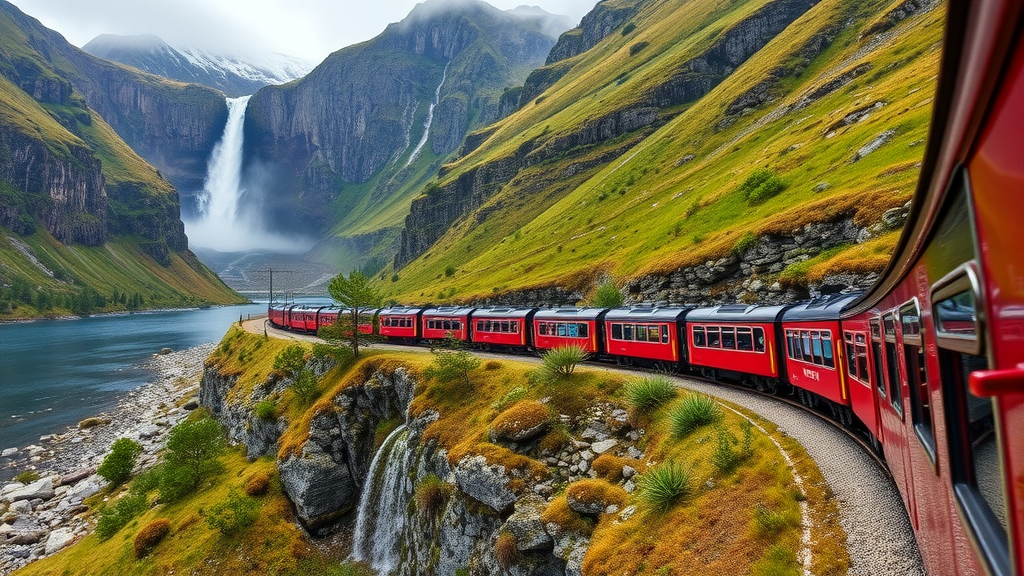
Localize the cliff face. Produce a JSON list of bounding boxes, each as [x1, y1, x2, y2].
[[243, 0, 563, 238]]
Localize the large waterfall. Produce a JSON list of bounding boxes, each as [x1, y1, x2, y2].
[[185, 96, 309, 253], [351, 425, 411, 574]]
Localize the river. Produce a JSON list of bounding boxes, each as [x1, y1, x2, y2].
[[0, 303, 282, 454]]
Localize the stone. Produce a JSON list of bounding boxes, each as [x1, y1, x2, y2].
[[622, 465, 636, 479], [158, 348, 173, 355], [618, 505, 636, 522], [502, 495, 552, 551], [138, 425, 161, 439], [65, 479, 102, 502], [59, 468, 95, 486], [590, 439, 617, 454], [278, 452, 357, 530], [45, 527, 76, 555], [25, 445, 45, 458], [453, 455, 517, 513], [1, 483, 25, 497], [1, 447, 17, 458], [4, 479, 54, 503], [623, 480, 636, 493], [77, 418, 110, 430], [9, 500, 32, 515], [605, 504, 619, 514], [183, 398, 200, 411]]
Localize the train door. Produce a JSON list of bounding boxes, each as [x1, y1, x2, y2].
[[869, 319, 886, 450], [879, 309, 918, 529]]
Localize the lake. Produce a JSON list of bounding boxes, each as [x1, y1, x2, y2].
[[0, 302, 281, 454]]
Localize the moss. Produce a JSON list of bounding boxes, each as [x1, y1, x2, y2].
[[566, 479, 628, 510], [489, 401, 550, 440]]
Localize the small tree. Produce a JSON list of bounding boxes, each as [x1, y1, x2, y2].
[[327, 271, 384, 358], [423, 347, 481, 388], [202, 489, 260, 535], [292, 369, 319, 404], [591, 280, 624, 308], [97, 437, 143, 486], [161, 417, 226, 497], [273, 344, 306, 377]]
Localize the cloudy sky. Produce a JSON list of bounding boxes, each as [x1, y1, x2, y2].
[[8, 0, 598, 64]]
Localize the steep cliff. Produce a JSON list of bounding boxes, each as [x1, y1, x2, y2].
[[242, 0, 567, 263], [383, 0, 943, 305]]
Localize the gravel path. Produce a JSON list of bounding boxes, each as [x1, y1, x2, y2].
[[247, 317, 926, 575]]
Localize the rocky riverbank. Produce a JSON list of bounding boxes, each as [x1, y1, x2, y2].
[[0, 344, 213, 575]]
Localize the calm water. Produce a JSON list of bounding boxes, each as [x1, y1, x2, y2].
[[0, 303, 272, 452]]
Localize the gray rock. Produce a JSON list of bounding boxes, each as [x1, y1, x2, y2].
[[1, 483, 25, 497], [590, 439, 617, 454], [502, 495, 552, 551], [65, 479, 102, 502], [9, 500, 32, 515], [622, 465, 636, 479], [4, 479, 54, 503], [618, 505, 636, 522], [2, 447, 19, 458], [623, 480, 637, 493], [278, 452, 357, 529], [44, 527, 76, 555], [626, 446, 644, 460], [137, 425, 161, 439], [453, 455, 516, 513], [182, 398, 200, 411]]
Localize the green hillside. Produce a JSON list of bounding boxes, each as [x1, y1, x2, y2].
[[382, 0, 940, 303]]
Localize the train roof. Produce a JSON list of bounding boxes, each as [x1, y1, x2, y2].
[[782, 293, 863, 322], [422, 306, 477, 317], [686, 303, 791, 323], [377, 306, 423, 315], [534, 307, 608, 321], [604, 306, 691, 322], [469, 307, 537, 319]]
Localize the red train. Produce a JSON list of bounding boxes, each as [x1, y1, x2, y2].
[[267, 1, 1023, 574]]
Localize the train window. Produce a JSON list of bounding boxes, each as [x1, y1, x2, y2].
[[754, 328, 765, 352], [661, 325, 669, 344], [855, 334, 869, 382], [873, 341, 885, 397], [722, 327, 736, 349], [845, 333, 858, 380], [636, 325, 648, 342], [885, 340, 902, 416], [578, 323, 588, 338], [906, 341, 936, 465], [623, 324, 634, 340], [737, 328, 753, 351], [649, 326, 661, 342], [611, 323, 623, 340], [707, 327, 721, 347], [822, 332, 835, 368], [884, 314, 897, 336], [800, 331, 812, 362], [693, 326, 706, 347]]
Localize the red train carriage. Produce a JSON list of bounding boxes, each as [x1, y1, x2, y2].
[[288, 305, 319, 332], [378, 306, 422, 340], [470, 308, 536, 349], [839, 314, 886, 451], [685, 304, 788, 382], [603, 306, 691, 369], [356, 309, 378, 335], [781, 293, 860, 420], [268, 303, 287, 328], [316, 306, 340, 329], [532, 308, 607, 354], [839, 1, 1024, 573], [421, 307, 475, 343], [317, 308, 377, 335]]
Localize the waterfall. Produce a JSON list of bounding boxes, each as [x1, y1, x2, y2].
[[185, 96, 310, 253], [406, 64, 449, 166], [351, 425, 410, 574]]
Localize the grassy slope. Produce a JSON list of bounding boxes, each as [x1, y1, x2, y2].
[[383, 0, 941, 303]]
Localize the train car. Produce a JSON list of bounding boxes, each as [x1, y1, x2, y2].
[[603, 306, 691, 369], [378, 306, 423, 341], [470, 308, 537, 350], [532, 308, 607, 354], [837, 1, 1024, 573], [421, 307, 475, 343], [268, 303, 287, 328], [686, 304, 789, 383], [315, 306, 341, 331], [288, 305, 320, 332], [781, 293, 860, 421], [282, 304, 300, 330]]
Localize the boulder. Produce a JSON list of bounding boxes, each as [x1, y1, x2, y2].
[[1, 447, 18, 458], [65, 479, 102, 502], [44, 527, 77, 555], [590, 439, 617, 454], [277, 452, 357, 529], [9, 500, 32, 515], [453, 455, 517, 513], [502, 495, 552, 551], [4, 479, 54, 503]]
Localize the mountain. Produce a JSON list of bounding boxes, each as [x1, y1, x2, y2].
[[381, 0, 943, 306], [82, 33, 314, 98], [241, 0, 571, 274], [0, 0, 244, 316]]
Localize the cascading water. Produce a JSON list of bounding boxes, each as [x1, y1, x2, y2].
[[406, 63, 449, 166], [351, 424, 411, 574]]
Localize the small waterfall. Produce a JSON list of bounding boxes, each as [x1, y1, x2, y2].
[[351, 425, 411, 574], [406, 64, 449, 166], [197, 95, 250, 225]]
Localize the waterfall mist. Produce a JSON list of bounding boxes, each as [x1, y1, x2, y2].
[[185, 95, 312, 254]]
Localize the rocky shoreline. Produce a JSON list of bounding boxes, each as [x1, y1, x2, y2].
[[0, 344, 214, 575]]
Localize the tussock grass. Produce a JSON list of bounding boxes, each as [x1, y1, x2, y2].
[[669, 393, 723, 437], [623, 375, 678, 411], [636, 462, 691, 511]]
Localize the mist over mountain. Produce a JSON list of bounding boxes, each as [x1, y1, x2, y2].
[[83, 33, 314, 98]]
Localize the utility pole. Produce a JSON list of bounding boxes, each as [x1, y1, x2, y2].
[[255, 269, 293, 304]]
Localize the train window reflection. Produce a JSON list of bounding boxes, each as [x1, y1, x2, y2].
[[935, 290, 977, 336]]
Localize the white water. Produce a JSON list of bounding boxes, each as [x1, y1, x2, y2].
[[406, 64, 449, 166], [351, 425, 410, 574], [185, 95, 310, 253]]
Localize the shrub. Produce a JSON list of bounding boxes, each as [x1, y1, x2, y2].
[[133, 518, 170, 558], [96, 493, 148, 540], [159, 417, 226, 500], [311, 342, 355, 367], [732, 232, 758, 256], [415, 474, 451, 518], [621, 22, 636, 35], [97, 438, 143, 486], [495, 531, 518, 569], [423, 347, 481, 387], [711, 420, 754, 474], [244, 471, 272, 497], [752, 544, 799, 576], [202, 489, 260, 535], [624, 376, 677, 411], [753, 503, 792, 537], [273, 344, 306, 377], [291, 368, 319, 404], [738, 167, 787, 205], [255, 399, 276, 421], [537, 345, 588, 381], [14, 470, 39, 484], [492, 386, 527, 410], [636, 462, 690, 512], [591, 281, 624, 307], [591, 454, 643, 482], [444, 265, 456, 277], [566, 479, 627, 513], [669, 393, 722, 437], [130, 467, 161, 495], [629, 41, 649, 56]]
